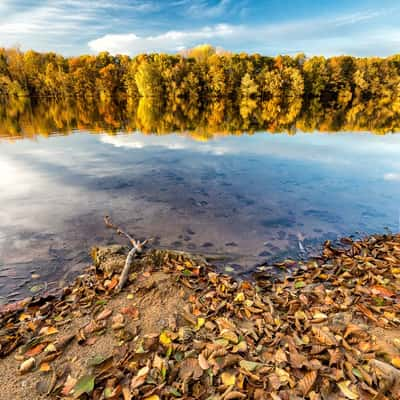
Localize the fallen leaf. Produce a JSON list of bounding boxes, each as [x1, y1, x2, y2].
[[275, 348, 287, 363], [39, 362, 51, 372], [221, 329, 239, 344], [30, 284, 44, 293], [391, 357, 400, 368], [39, 326, 58, 336], [370, 285, 395, 298], [159, 331, 172, 345], [234, 292, 245, 302], [107, 277, 119, 291], [337, 380, 359, 399], [239, 360, 261, 372], [356, 304, 378, 323], [221, 371, 236, 386], [224, 392, 246, 400], [311, 326, 338, 346], [121, 306, 139, 319], [25, 343, 46, 357], [72, 375, 95, 398], [298, 370, 317, 395], [131, 366, 149, 390], [195, 317, 206, 331], [179, 358, 203, 380], [44, 343, 57, 353], [198, 353, 209, 370], [87, 355, 110, 366], [96, 308, 112, 321], [62, 375, 77, 396], [232, 341, 247, 353], [19, 313, 31, 321]]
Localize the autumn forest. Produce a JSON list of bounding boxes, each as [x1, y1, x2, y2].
[[1, 45, 400, 138]]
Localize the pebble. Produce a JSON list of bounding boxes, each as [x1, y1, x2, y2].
[[19, 357, 35, 373]]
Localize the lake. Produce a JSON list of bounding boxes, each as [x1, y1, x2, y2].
[[1, 98, 400, 303]]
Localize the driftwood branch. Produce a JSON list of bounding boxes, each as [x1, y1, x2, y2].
[[104, 216, 150, 291]]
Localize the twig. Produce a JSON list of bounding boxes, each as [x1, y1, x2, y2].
[[104, 215, 137, 246], [104, 216, 149, 291]]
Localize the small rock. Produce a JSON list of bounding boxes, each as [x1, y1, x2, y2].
[[19, 357, 35, 373]]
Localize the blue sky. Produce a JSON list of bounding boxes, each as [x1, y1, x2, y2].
[[0, 0, 399, 56]]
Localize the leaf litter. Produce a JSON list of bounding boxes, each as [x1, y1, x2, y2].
[[0, 233, 399, 398]]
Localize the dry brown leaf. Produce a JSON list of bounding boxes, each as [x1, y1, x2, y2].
[[356, 304, 378, 323], [344, 324, 364, 339], [121, 306, 139, 319], [39, 326, 58, 336], [198, 353, 209, 370], [61, 375, 77, 396], [216, 317, 236, 331], [275, 348, 287, 363], [337, 380, 359, 399], [328, 348, 342, 366], [370, 285, 396, 298], [298, 370, 318, 396], [224, 391, 246, 399], [179, 358, 203, 381], [220, 329, 239, 344], [130, 366, 149, 390], [39, 362, 51, 372], [311, 326, 338, 346], [95, 308, 112, 321], [25, 343, 46, 357]]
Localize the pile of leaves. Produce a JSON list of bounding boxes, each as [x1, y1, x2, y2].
[[1, 234, 400, 399]]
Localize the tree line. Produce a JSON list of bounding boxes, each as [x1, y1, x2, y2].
[[1, 45, 400, 107]]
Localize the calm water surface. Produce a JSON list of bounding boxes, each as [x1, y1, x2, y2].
[[1, 128, 400, 302]]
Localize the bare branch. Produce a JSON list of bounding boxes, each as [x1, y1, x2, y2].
[[104, 215, 150, 291], [104, 215, 137, 247]]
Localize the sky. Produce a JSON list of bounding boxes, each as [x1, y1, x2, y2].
[[0, 0, 399, 57]]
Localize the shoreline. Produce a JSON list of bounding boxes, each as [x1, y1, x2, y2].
[[1, 234, 400, 399]]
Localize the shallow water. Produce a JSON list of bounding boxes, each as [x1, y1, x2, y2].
[[1, 121, 400, 301]]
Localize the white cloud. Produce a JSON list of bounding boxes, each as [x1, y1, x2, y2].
[[100, 133, 228, 154], [384, 173, 400, 182], [88, 24, 234, 54], [0, 2, 399, 56], [87, 8, 400, 56], [101, 135, 145, 149], [0, 1, 154, 52], [99, 131, 400, 174], [0, 2, 100, 48]]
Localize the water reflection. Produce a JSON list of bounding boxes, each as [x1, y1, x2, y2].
[[0, 98, 400, 302], [1, 95, 399, 140]]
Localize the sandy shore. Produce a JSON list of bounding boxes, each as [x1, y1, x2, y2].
[[1, 234, 400, 399]]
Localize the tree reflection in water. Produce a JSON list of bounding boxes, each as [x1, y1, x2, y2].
[[1, 95, 399, 141]]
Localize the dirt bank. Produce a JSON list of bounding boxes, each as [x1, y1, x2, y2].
[[1, 235, 400, 399]]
